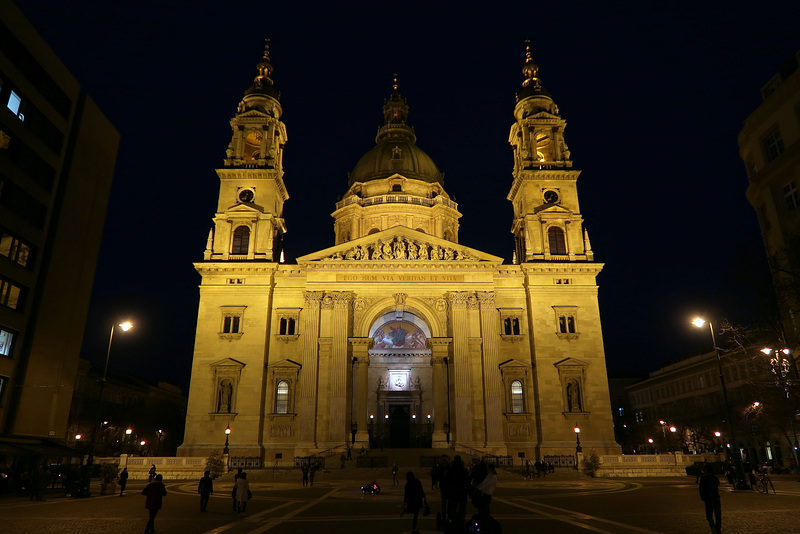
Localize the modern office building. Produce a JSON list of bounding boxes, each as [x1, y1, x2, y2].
[[179, 44, 620, 462], [0, 0, 119, 448]]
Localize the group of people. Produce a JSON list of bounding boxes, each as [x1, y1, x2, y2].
[[524, 459, 554, 478], [428, 454, 499, 532], [300, 462, 320, 486]]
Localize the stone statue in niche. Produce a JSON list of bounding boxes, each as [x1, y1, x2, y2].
[[394, 237, 407, 259], [218, 379, 233, 413], [566, 379, 582, 412]]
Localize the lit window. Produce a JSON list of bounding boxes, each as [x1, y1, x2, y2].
[[7, 90, 24, 120], [0, 327, 13, 356], [510, 380, 524, 413], [275, 380, 289, 414], [0, 231, 32, 267], [0, 279, 22, 309], [548, 227, 566, 255]]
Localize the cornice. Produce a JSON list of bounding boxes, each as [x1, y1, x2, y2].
[[194, 262, 279, 275], [301, 261, 502, 271], [507, 169, 582, 200], [521, 263, 604, 276], [216, 168, 288, 202]]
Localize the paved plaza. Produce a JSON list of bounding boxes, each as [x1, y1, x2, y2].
[[2, 469, 800, 533]]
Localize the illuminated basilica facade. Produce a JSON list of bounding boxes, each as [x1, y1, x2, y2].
[[178, 45, 621, 461]]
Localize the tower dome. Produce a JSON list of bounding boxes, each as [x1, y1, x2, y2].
[[348, 79, 443, 186]]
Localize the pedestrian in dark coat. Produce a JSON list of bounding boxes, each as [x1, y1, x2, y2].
[[119, 467, 129, 496], [402, 471, 426, 534], [198, 470, 214, 512], [232, 467, 242, 511], [142, 474, 167, 534], [444, 455, 470, 529], [301, 464, 309, 486], [699, 465, 722, 533]]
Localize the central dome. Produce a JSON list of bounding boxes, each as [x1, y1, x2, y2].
[[348, 83, 443, 186], [349, 140, 443, 185]]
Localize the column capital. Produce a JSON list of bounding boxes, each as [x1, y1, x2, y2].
[[304, 291, 325, 308]]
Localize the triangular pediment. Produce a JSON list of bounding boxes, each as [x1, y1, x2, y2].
[[534, 203, 572, 215], [554, 357, 589, 369], [296, 226, 502, 263], [268, 359, 301, 370], [224, 202, 264, 214], [211, 358, 246, 369], [499, 358, 532, 369]]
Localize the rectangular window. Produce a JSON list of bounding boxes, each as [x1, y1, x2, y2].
[[784, 182, 799, 211], [0, 230, 32, 267], [0, 327, 13, 356], [763, 127, 785, 162], [0, 278, 22, 309], [223, 315, 241, 334], [6, 90, 22, 118]]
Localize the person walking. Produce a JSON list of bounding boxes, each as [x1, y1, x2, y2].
[[142, 474, 167, 534], [444, 455, 470, 530], [309, 463, 317, 486], [148, 464, 157, 483], [232, 467, 242, 511], [474, 463, 498, 522], [699, 464, 722, 533], [119, 467, 129, 496], [234, 471, 250, 516], [198, 470, 214, 512], [402, 471, 426, 534], [392, 462, 400, 485]]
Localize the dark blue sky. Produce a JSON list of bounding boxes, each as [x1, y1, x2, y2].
[[15, 1, 800, 390]]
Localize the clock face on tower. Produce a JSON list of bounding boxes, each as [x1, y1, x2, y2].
[[543, 190, 559, 204], [238, 189, 254, 203]]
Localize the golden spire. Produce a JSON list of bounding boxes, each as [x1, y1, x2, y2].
[[521, 40, 541, 89], [392, 73, 399, 92], [254, 38, 274, 88]]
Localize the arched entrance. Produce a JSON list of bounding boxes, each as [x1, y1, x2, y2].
[[366, 313, 433, 448]]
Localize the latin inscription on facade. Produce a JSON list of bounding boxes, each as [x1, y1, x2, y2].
[[336, 274, 464, 282]]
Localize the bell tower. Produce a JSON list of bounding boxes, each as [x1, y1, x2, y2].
[[508, 44, 593, 263], [205, 41, 288, 262]]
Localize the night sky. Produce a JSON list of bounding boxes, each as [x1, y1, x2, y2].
[[14, 1, 800, 391]]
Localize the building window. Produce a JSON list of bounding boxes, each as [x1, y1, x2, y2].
[[503, 317, 520, 335], [558, 315, 576, 333], [762, 127, 785, 162], [553, 306, 579, 338], [0, 278, 22, 310], [0, 230, 33, 267], [275, 380, 289, 414], [219, 306, 246, 338], [6, 90, 25, 121], [548, 227, 567, 255], [499, 308, 524, 340], [223, 315, 240, 334], [275, 308, 301, 341], [784, 182, 798, 211], [231, 226, 250, 255], [227, 278, 244, 284], [510, 380, 524, 413], [0, 327, 14, 357]]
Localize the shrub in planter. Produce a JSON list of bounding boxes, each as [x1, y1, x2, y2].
[[206, 451, 226, 478], [582, 451, 601, 477], [99, 463, 120, 495]]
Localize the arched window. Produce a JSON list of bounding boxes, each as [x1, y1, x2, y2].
[[510, 380, 524, 413], [232, 226, 250, 254], [368, 228, 380, 235], [275, 380, 289, 414], [548, 226, 566, 255]]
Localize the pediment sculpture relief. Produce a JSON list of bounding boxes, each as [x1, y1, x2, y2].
[[322, 236, 480, 262]]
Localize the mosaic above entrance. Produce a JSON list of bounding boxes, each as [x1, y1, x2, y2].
[[372, 321, 427, 350]]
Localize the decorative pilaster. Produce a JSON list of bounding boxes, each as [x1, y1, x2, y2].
[[448, 291, 474, 444], [298, 291, 323, 447], [350, 338, 372, 446], [477, 291, 504, 448], [328, 292, 352, 444], [429, 338, 452, 447]]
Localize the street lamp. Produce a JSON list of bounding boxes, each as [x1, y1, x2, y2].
[[692, 317, 749, 489], [223, 425, 231, 455], [154, 429, 163, 457], [83, 322, 134, 474], [574, 424, 582, 469]]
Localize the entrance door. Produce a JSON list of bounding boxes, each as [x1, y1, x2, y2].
[[389, 404, 411, 448]]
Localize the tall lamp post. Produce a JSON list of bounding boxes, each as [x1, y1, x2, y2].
[[692, 317, 749, 489], [574, 424, 582, 469], [78, 321, 133, 497], [223, 425, 232, 472]]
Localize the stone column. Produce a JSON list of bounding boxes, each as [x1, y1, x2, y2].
[[448, 292, 473, 445], [429, 338, 452, 447], [349, 338, 372, 446], [297, 291, 323, 449], [478, 292, 505, 449]]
